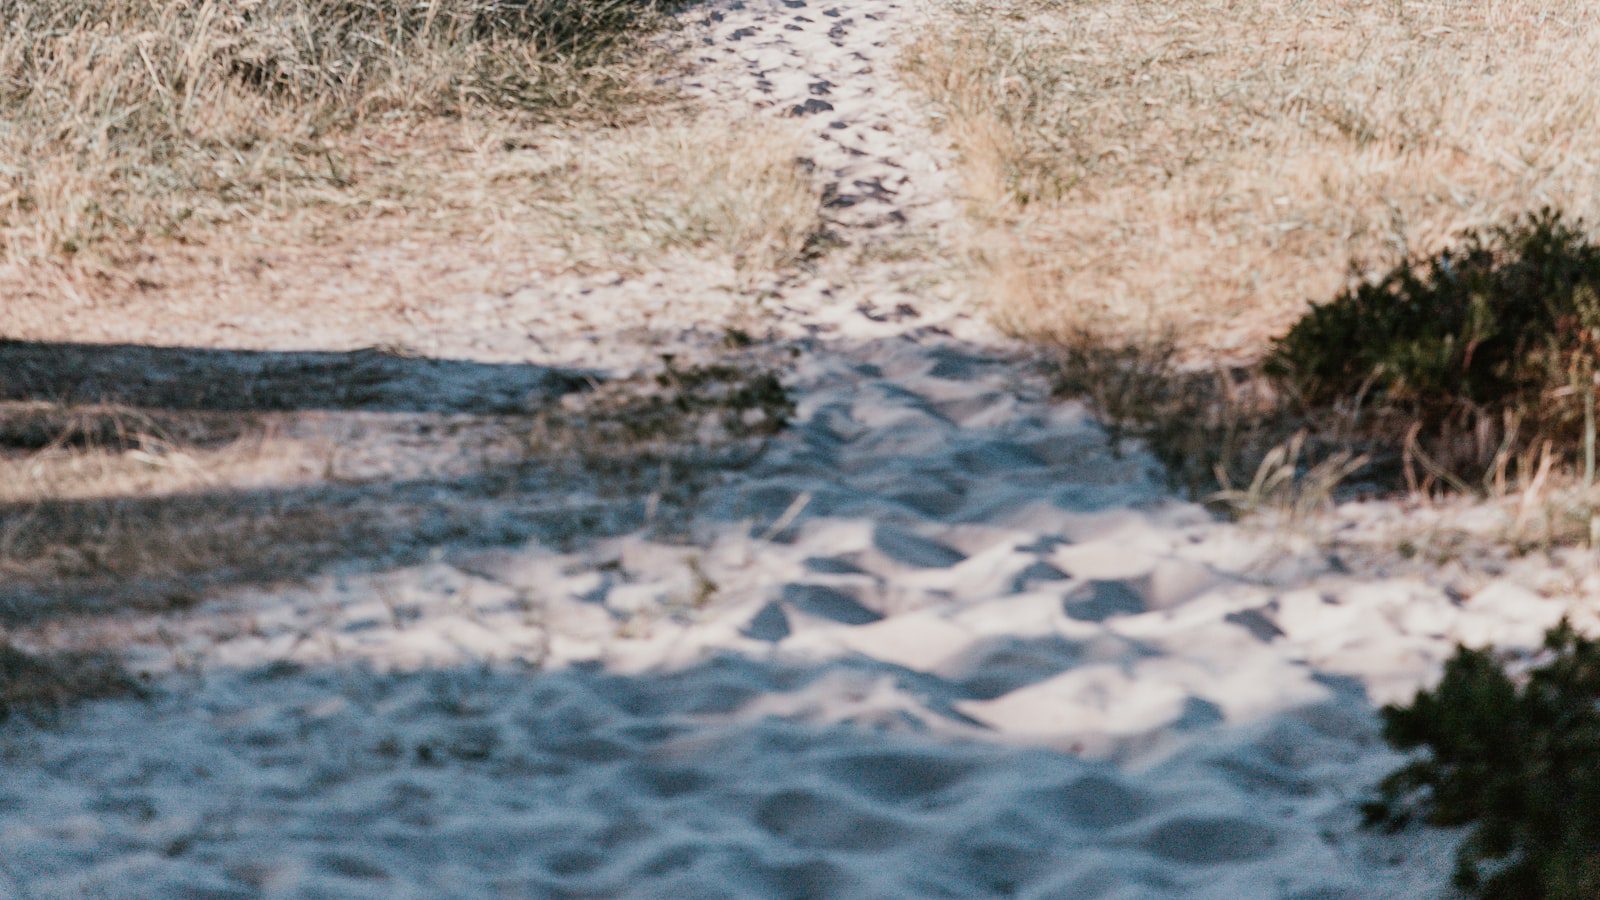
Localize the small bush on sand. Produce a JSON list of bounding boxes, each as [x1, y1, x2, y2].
[[1268, 211, 1600, 490], [1365, 619, 1600, 898]]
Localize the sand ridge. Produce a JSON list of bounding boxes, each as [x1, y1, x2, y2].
[[0, 1, 1577, 896]]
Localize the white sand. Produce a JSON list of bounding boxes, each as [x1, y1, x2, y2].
[[1, 1, 1585, 896]]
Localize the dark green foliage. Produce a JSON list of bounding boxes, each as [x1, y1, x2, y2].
[[1365, 620, 1600, 897], [1268, 210, 1600, 484]]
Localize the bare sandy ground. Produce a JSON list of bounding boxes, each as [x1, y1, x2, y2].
[[1, 1, 1590, 897]]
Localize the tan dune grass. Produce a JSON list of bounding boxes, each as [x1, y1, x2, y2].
[[906, 0, 1600, 359], [0, 0, 680, 263]]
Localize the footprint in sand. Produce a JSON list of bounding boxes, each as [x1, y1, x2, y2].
[[1139, 816, 1280, 865], [838, 748, 975, 792], [1030, 772, 1154, 829], [754, 788, 913, 850], [782, 583, 883, 625], [872, 524, 966, 568]]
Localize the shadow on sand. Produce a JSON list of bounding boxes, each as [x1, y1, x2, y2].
[[0, 339, 598, 415]]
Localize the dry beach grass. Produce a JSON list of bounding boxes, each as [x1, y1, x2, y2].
[[0, 0, 671, 262], [908, 0, 1600, 504], [0, 0, 819, 287], [907, 0, 1600, 355]]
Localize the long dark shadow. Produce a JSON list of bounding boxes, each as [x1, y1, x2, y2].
[[0, 339, 598, 414]]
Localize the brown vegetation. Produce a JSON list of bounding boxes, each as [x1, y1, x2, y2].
[[909, 0, 1600, 353], [908, 0, 1600, 512]]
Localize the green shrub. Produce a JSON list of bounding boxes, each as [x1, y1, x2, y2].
[[1267, 210, 1600, 486], [1365, 620, 1600, 897]]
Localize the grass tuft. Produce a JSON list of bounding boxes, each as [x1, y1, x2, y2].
[[0, 641, 139, 721]]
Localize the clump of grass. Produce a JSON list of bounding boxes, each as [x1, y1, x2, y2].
[[1046, 334, 1370, 523], [1269, 210, 1600, 491], [527, 357, 795, 538], [539, 357, 793, 452], [0, 0, 678, 262], [1365, 619, 1600, 898], [653, 361, 794, 439], [0, 641, 139, 721], [0, 402, 253, 455]]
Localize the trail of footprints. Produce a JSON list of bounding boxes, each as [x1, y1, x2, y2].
[[0, 0, 1543, 896], [689, 0, 939, 241]]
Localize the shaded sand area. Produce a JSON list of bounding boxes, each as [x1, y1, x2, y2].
[[2, 1, 1592, 896]]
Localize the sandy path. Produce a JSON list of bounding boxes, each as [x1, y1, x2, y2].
[[1, 1, 1578, 896]]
